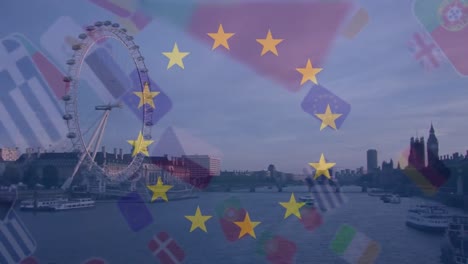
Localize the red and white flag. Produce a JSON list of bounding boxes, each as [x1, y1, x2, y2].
[[148, 232, 185, 264], [408, 32, 445, 71]]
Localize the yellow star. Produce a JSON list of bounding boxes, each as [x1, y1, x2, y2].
[[207, 24, 235, 50], [133, 82, 160, 109], [147, 177, 173, 202], [233, 212, 260, 239], [308, 153, 336, 180], [185, 206, 212, 233], [315, 104, 342, 130], [296, 59, 323, 85], [256, 30, 283, 56], [127, 131, 154, 157], [279, 193, 305, 219], [162, 42, 190, 69]]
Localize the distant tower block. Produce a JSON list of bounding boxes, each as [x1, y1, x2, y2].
[[367, 149, 378, 172]]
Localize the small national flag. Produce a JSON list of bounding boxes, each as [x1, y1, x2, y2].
[[413, 0, 468, 75], [117, 191, 153, 232], [148, 232, 185, 264], [301, 85, 351, 130], [299, 207, 323, 232], [342, 7, 370, 39], [215, 197, 247, 242], [408, 32, 445, 71], [330, 224, 381, 264], [0, 34, 67, 151], [309, 182, 347, 213], [257, 231, 297, 264], [12, 34, 66, 98], [398, 148, 451, 196], [0, 210, 37, 264]]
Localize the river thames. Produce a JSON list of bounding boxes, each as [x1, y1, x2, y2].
[[17, 186, 465, 264]]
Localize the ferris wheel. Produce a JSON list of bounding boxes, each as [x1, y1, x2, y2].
[[60, 20, 154, 190]]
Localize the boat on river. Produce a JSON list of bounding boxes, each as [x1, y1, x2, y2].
[[20, 197, 95, 211], [406, 204, 450, 233], [381, 194, 401, 204]]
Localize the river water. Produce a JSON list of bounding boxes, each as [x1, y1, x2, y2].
[[17, 186, 466, 264]]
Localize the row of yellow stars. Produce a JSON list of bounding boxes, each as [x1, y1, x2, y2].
[[142, 190, 316, 239], [162, 24, 323, 86]]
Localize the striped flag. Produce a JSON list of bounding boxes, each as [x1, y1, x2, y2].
[[0, 34, 67, 151], [148, 232, 185, 264], [303, 167, 347, 213], [330, 224, 381, 264], [310, 182, 347, 213], [0, 211, 37, 264]]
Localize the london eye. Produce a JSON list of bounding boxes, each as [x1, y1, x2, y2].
[[60, 21, 153, 191]]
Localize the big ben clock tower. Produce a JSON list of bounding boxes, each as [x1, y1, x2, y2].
[[427, 123, 439, 167]]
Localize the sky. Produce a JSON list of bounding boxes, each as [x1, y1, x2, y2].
[[0, 0, 467, 174]]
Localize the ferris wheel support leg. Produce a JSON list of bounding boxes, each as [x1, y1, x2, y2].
[[90, 110, 111, 167], [63, 111, 110, 190]]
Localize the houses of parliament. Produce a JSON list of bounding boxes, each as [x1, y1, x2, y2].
[[367, 123, 468, 196]]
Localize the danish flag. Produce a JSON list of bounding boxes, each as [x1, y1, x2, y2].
[[148, 232, 185, 264]]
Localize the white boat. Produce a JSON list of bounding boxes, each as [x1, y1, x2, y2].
[[299, 195, 315, 206], [54, 198, 95, 211], [406, 204, 450, 233], [441, 215, 468, 264], [20, 197, 95, 211], [20, 197, 68, 211], [382, 194, 401, 204]]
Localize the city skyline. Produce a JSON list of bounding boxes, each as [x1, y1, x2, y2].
[[0, 1, 467, 175]]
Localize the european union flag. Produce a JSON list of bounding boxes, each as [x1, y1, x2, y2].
[[301, 85, 351, 129]]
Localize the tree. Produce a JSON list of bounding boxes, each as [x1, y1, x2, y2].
[[42, 165, 59, 189], [23, 167, 40, 189], [2, 165, 21, 185]]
